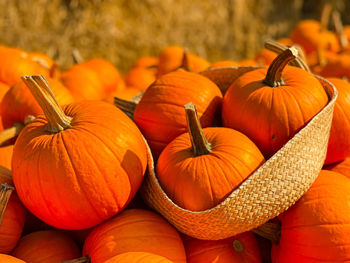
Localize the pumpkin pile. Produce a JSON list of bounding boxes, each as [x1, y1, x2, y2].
[[0, 5, 350, 262]]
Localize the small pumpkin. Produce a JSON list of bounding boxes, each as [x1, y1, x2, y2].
[[0, 167, 26, 254], [11, 230, 81, 263], [157, 46, 210, 77], [83, 209, 186, 263], [103, 252, 174, 263], [156, 103, 265, 211], [133, 69, 222, 158], [184, 231, 262, 263], [222, 47, 328, 158], [12, 76, 147, 229], [271, 170, 350, 262], [124, 66, 156, 91]]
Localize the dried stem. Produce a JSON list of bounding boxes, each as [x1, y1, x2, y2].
[[0, 122, 24, 146], [72, 48, 84, 64], [264, 40, 310, 72], [263, 47, 298, 87], [22, 75, 72, 133], [61, 255, 91, 263], [320, 3, 332, 31], [0, 183, 14, 226], [184, 102, 211, 156], [114, 97, 137, 119], [252, 222, 281, 244], [332, 10, 348, 50]]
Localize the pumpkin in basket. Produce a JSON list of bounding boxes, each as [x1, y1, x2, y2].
[[83, 209, 186, 263], [184, 231, 262, 263], [156, 103, 264, 211], [222, 47, 328, 158], [271, 170, 350, 262], [12, 76, 147, 229], [133, 69, 222, 159]]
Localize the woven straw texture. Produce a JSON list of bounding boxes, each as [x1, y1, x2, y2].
[[140, 67, 337, 240]]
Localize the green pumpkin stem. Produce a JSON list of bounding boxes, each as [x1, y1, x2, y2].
[[114, 97, 137, 119], [252, 221, 281, 244], [22, 75, 72, 133], [263, 47, 298, 87], [61, 255, 91, 263], [185, 102, 211, 156], [0, 183, 14, 226], [332, 10, 348, 50]]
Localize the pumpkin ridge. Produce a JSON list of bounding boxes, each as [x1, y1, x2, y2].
[[276, 89, 292, 137], [207, 153, 235, 191], [60, 134, 105, 221], [336, 102, 350, 129], [200, 157, 215, 208]]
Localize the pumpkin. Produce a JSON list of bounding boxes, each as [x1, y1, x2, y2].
[[323, 78, 350, 164], [1, 77, 74, 129], [12, 230, 81, 263], [103, 252, 174, 263], [0, 46, 49, 86], [255, 38, 294, 66], [79, 58, 125, 95], [12, 76, 147, 229], [104, 87, 141, 104], [325, 157, 350, 177], [157, 46, 210, 77], [208, 60, 240, 69], [133, 69, 222, 158], [271, 170, 350, 262], [60, 64, 104, 101], [83, 209, 186, 263], [124, 66, 156, 91], [318, 53, 350, 79], [0, 254, 25, 263], [0, 145, 13, 170], [133, 56, 158, 69], [184, 232, 262, 263], [156, 103, 264, 211], [0, 167, 26, 254], [222, 47, 328, 158], [27, 52, 59, 78], [290, 19, 339, 55]]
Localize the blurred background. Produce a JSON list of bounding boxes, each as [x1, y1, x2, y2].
[[0, 0, 348, 72]]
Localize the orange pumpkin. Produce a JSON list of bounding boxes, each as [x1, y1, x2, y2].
[[157, 46, 210, 77], [324, 78, 350, 164], [133, 69, 222, 158], [60, 64, 104, 101], [104, 252, 174, 263], [0, 145, 13, 170], [103, 87, 141, 104], [222, 48, 328, 158], [271, 170, 350, 262], [325, 157, 350, 177], [79, 58, 125, 95], [291, 20, 339, 55], [184, 232, 262, 263], [124, 66, 156, 91], [83, 209, 186, 263], [255, 38, 294, 66], [12, 76, 147, 229], [0, 254, 25, 263], [0, 167, 26, 254], [1, 77, 74, 129], [12, 230, 81, 263], [27, 52, 59, 78], [133, 56, 158, 69], [318, 53, 350, 79], [156, 103, 264, 211]]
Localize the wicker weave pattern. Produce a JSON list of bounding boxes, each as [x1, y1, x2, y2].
[[140, 67, 337, 240]]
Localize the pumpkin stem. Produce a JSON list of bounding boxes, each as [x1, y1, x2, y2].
[[232, 239, 244, 253], [332, 10, 348, 50], [252, 221, 281, 244], [320, 3, 332, 31], [264, 40, 310, 72], [114, 97, 137, 119], [181, 51, 191, 71], [0, 183, 14, 226], [317, 44, 327, 67], [0, 122, 24, 146], [61, 255, 91, 263], [21, 75, 72, 133], [72, 48, 84, 64], [263, 47, 298, 87], [185, 102, 211, 156]]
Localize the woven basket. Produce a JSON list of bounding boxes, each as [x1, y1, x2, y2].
[[140, 67, 337, 240]]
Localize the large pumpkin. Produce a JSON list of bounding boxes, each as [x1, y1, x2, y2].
[[156, 103, 264, 211], [83, 209, 186, 263], [324, 78, 350, 164], [133, 69, 222, 158], [271, 170, 350, 262], [0, 254, 25, 263], [11, 230, 81, 263], [222, 48, 328, 158], [12, 76, 147, 229], [0, 167, 26, 254], [104, 252, 174, 263], [184, 232, 262, 263]]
